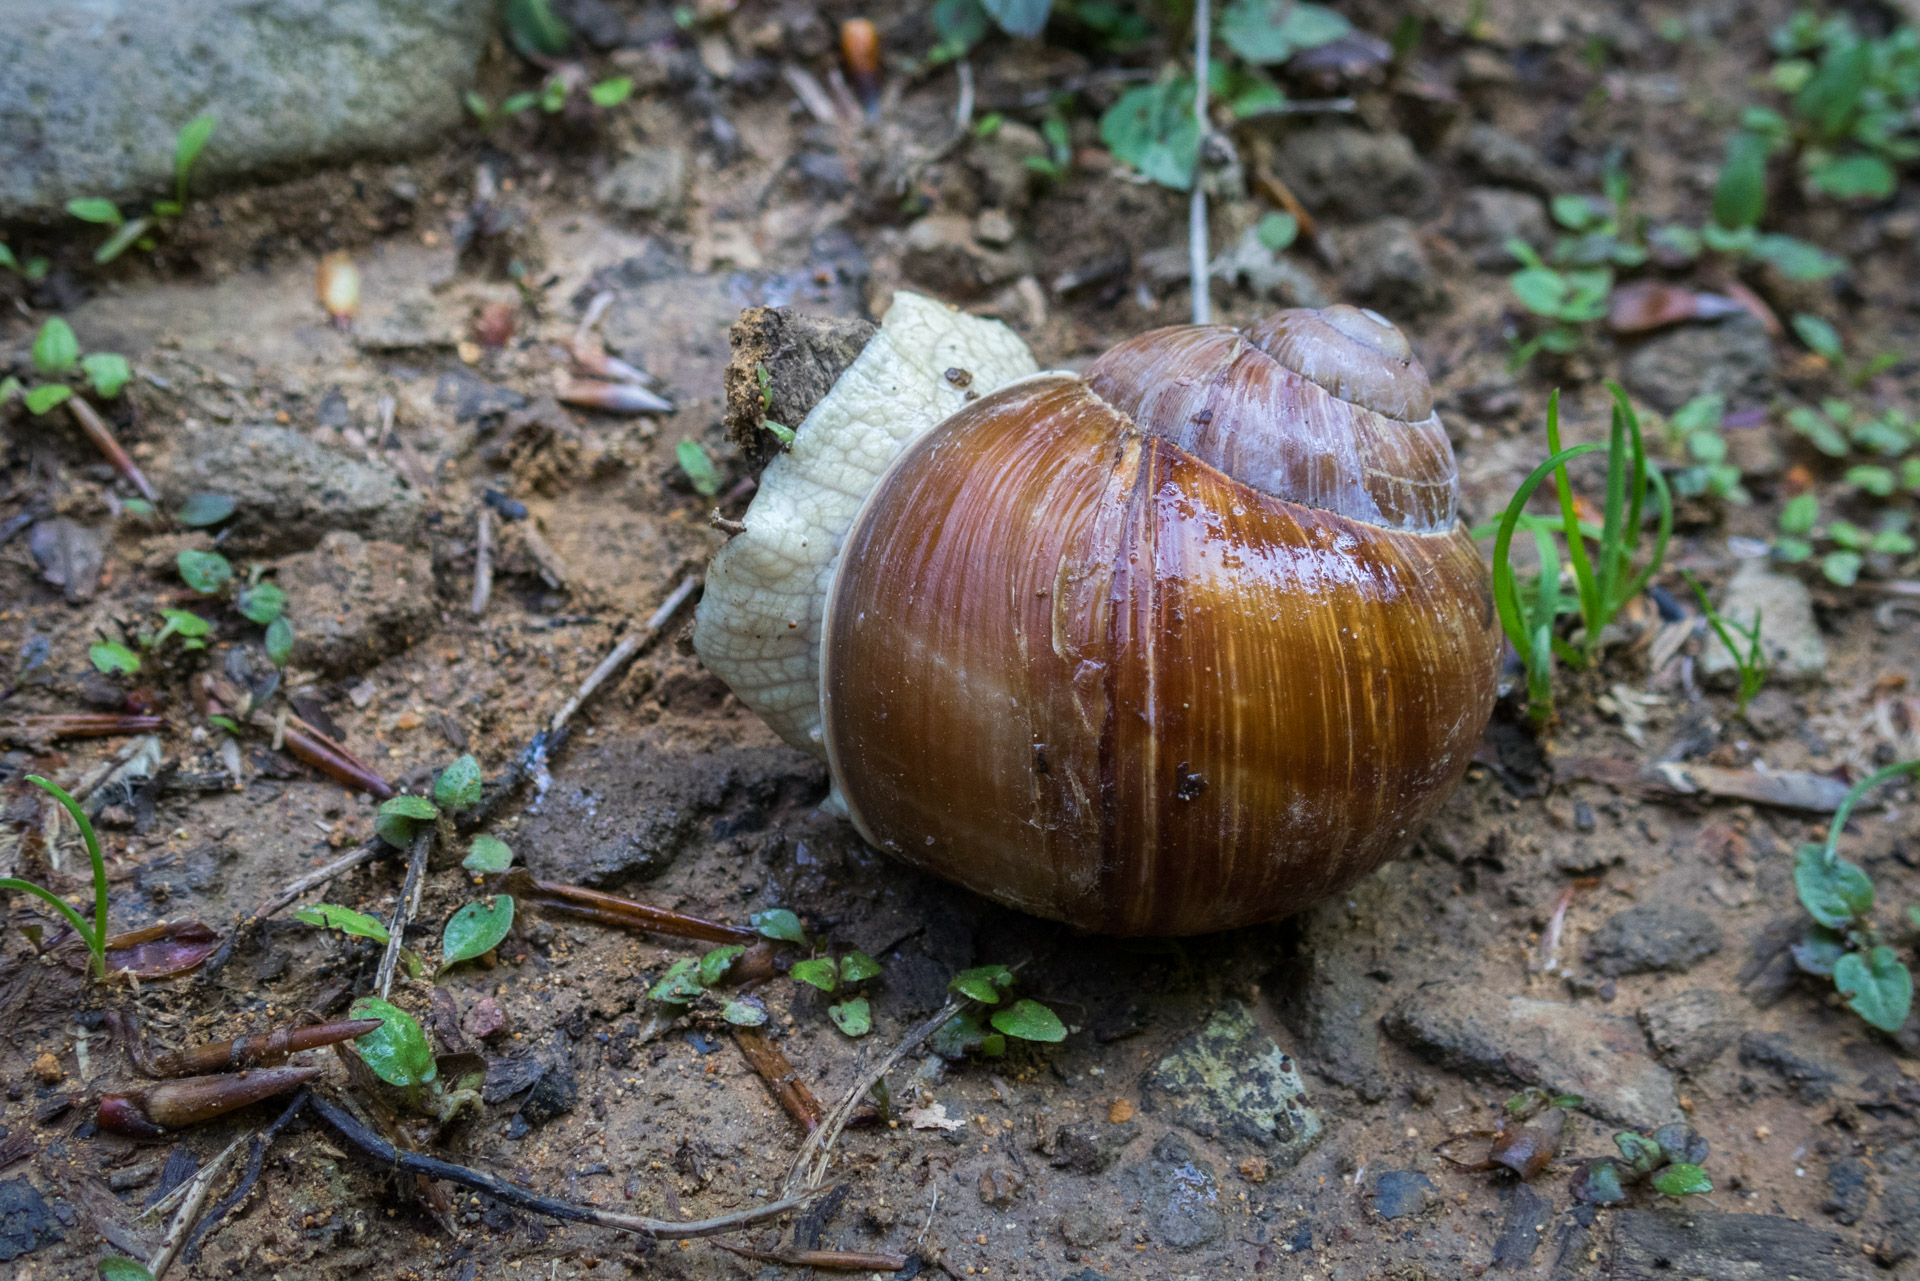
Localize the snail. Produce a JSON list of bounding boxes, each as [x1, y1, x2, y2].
[[694, 293, 1498, 935]]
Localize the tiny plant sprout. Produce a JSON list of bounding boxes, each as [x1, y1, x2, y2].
[[677, 439, 722, 497], [441, 895, 514, 966], [0, 776, 111, 980], [375, 795, 439, 847], [464, 834, 514, 873], [350, 997, 437, 1088], [1682, 571, 1767, 717], [433, 754, 484, 811]]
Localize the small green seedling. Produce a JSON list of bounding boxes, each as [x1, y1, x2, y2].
[[1, 317, 132, 418], [1791, 314, 1900, 388], [1664, 395, 1748, 505], [66, 115, 215, 264], [1100, 75, 1201, 190], [441, 895, 515, 966], [1571, 1123, 1713, 1205], [1481, 386, 1673, 722], [677, 439, 722, 497], [1772, 491, 1915, 586], [464, 834, 515, 873], [134, 545, 293, 669], [0, 776, 111, 980], [0, 239, 49, 282], [465, 75, 633, 129], [932, 964, 1067, 1059], [1023, 113, 1073, 181], [99, 1258, 157, 1281], [754, 365, 794, 447], [1682, 571, 1767, 716], [1504, 242, 1611, 369], [1791, 760, 1918, 1034]]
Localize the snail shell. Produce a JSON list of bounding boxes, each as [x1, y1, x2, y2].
[[695, 294, 1498, 935]]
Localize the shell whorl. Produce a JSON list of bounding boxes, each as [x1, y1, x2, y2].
[[1248, 304, 1434, 422]]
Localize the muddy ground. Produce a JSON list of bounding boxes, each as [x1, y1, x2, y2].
[[3, 1, 1920, 1278]]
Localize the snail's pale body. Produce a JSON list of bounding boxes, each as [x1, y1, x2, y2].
[[695, 293, 1498, 935]]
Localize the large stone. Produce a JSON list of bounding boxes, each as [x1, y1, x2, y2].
[[1608, 1210, 1872, 1280], [595, 146, 691, 218], [0, 0, 493, 219], [1272, 126, 1435, 221], [1369, 1170, 1438, 1220], [901, 213, 1036, 298], [1117, 1135, 1226, 1251], [0, 1178, 60, 1262], [1144, 1001, 1323, 1167], [1452, 123, 1564, 195], [275, 532, 437, 676], [1272, 901, 1393, 1102], [1622, 315, 1776, 412], [1449, 188, 1550, 269], [1877, 1140, 1920, 1265], [158, 422, 424, 555], [1636, 989, 1737, 1073], [1385, 987, 1681, 1129], [1586, 903, 1723, 976], [1699, 559, 1828, 686], [1210, 225, 1330, 307], [1336, 218, 1446, 316]]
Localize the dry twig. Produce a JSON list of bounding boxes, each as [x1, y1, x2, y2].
[[734, 1026, 825, 1133], [471, 507, 493, 616], [68, 397, 157, 503], [549, 574, 699, 735], [375, 827, 432, 999]]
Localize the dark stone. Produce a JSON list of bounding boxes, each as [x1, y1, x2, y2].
[[515, 1067, 578, 1128], [1622, 315, 1776, 413], [1608, 1209, 1872, 1280], [1822, 1156, 1871, 1225], [1272, 900, 1392, 1102], [1638, 990, 1737, 1073], [1491, 1182, 1552, 1269], [27, 518, 104, 603], [482, 1054, 549, 1104], [1452, 123, 1565, 195], [0, 1178, 60, 1261], [1272, 125, 1436, 220], [435, 370, 530, 425], [1450, 188, 1550, 270], [1738, 1031, 1840, 1102], [1877, 1140, 1920, 1264], [1335, 218, 1446, 316], [1118, 1135, 1226, 1251], [1047, 1119, 1140, 1175], [1143, 1001, 1322, 1164], [1587, 903, 1722, 976], [1370, 1170, 1438, 1220]]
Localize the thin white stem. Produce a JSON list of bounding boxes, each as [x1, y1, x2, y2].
[[955, 59, 975, 130], [1190, 0, 1212, 326]]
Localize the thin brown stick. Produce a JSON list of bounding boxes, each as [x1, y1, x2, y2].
[[309, 1095, 826, 1238], [785, 996, 967, 1195], [715, 1242, 910, 1271], [375, 828, 432, 999], [0, 713, 166, 741], [145, 1128, 249, 1278], [734, 1027, 824, 1133], [153, 1019, 382, 1077], [181, 1090, 310, 1265], [523, 524, 570, 588], [471, 507, 493, 617], [548, 574, 699, 734], [499, 870, 759, 944], [68, 397, 157, 503], [254, 711, 394, 798]]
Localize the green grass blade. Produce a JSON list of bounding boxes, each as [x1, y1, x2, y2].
[[1489, 442, 1606, 671], [1822, 760, 1920, 868], [1544, 392, 1603, 648], [27, 775, 107, 976], [1596, 407, 1630, 634], [1616, 466, 1673, 608], [1609, 382, 1649, 553], [0, 878, 98, 956]]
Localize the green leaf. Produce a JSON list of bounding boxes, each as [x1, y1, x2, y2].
[[464, 90, 492, 122], [264, 616, 294, 666], [1847, 465, 1897, 497], [433, 754, 483, 811], [1255, 212, 1299, 253], [349, 997, 437, 1087], [176, 548, 233, 594], [1614, 1130, 1665, 1175], [441, 895, 515, 964], [1779, 492, 1820, 534], [540, 76, 568, 113], [158, 608, 210, 638], [66, 198, 124, 227], [464, 834, 514, 873], [1713, 131, 1770, 229], [990, 998, 1067, 1042], [173, 114, 217, 201], [650, 956, 704, 1003], [839, 950, 883, 983], [1571, 1158, 1628, 1205], [89, 641, 140, 675], [94, 216, 153, 265], [295, 903, 390, 943], [23, 383, 72, 415], [830, 996, 873, 1036], [236, 581, 286, 625], [500, 91, 539, 116], [376, 794, 439, 846], [979, 0, 1051, 38], [1795, 842, 1874, 928], [1220, 0, 1350, 63], [676, 439, 721, 496], [1791, 313, 1844, 360], [931, 1010, 991, 1059], [1510, 268, 1571, 317], [80, 353, 131, 399], [791, 958, 839, 992], [1551, 194, 1599, 230], [175, 492, 236, 527], [32, 318, 79, 374], [1835, 946, 1913, 1033], [1797, 39, 1869, 138], [588, 76, 634, 107], [99, 1258, 158, 1281], [1650, 1162, 1713, 1197], [1828, 519, 1870, 550], [1098, 78, 1200, 191], [503, 0, 571, 57], [930, 0, 990, 61], [949, 964, 1014, 1003], [1810, 152, 1895, 199], [1751, 233, 1846, 280], [723, 997, 768, 1026], [207, 714, 240, 733], [1822, 550, 1863, 585], [751, 908, 804, 943], [698, 944, 746, 987]]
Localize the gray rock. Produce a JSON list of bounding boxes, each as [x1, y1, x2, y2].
[[1491, 1183, 1553, 1270], [595, 146, 691, 218], [1144, 1001, 1323, 1166], [1622, 315, 1776, 412], [1210, 225, 1330, 307], [968, 120, 1047, 212], [1609, 1209, 1872, 1281], [1637, 989, 1737, 1072], [1453, 123, 1563, 195], [0, 1177, 60, 1261], [1118, 1135, 1226, 1251], [1059, 1203, 1114, 1247], [27, 518, 104, 603], [1386, 987, 1681, 1128], [1272, 902, 1392, 1102], [1739, 687, 1801, 740], [0, 0, 492, 218], [158, 422, 423, 555], [1877, 1141, 1920, 1264], [1738, 1031, 1841, 1102], [521, 730, 828, 886], [1274, 126, 1436, 221], [901, 213, 1036, 298], [1336, 218, 1446, 317], [1700, 559, 1828, 686], [1586, 903, 1722, 976], [1823, 1155, 1871, 1225], [1450, 188, 1550, 269], [275, 532, 437, 676], [1370, 1170, 1438, 1220]]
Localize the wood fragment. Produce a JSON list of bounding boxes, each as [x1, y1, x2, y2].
[[309, 1095, 827, 1238], [375, 827, 432, 999], [250, 709, 394, 798], [734, 1026, 825, 1133], [153, 1019, 382, 1077], [471, 507, 493, 617], [0, 713, 165, 744], [497, 869, 759, 945], [67, 397, 158, 503], [522, 524, 570, 588]]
